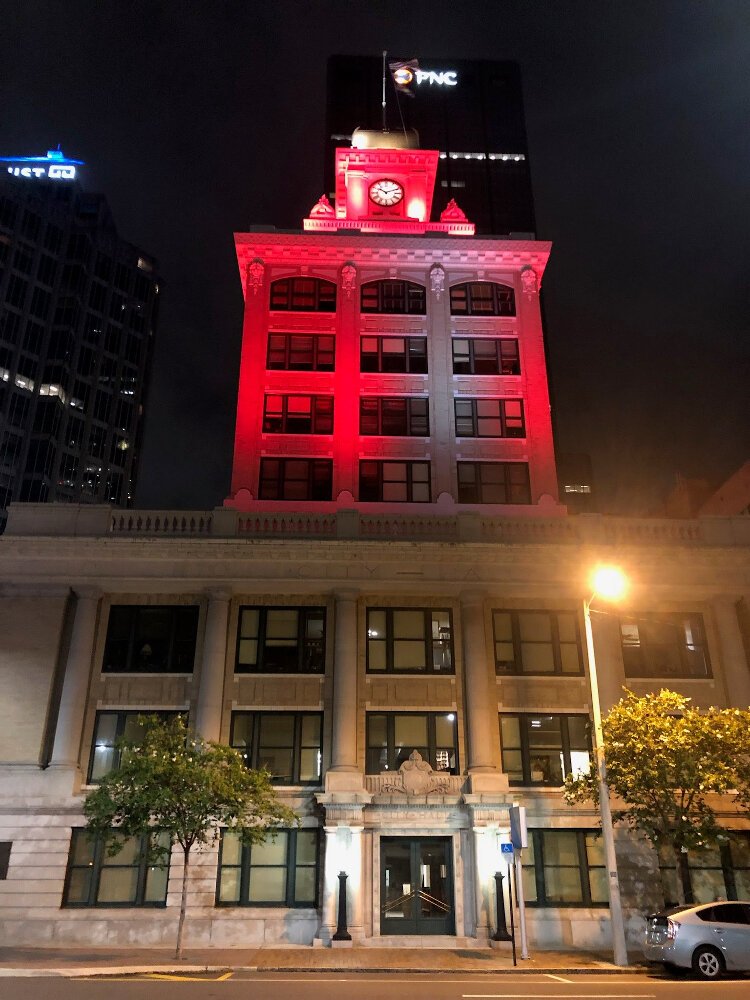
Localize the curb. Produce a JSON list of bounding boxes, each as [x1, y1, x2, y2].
[[0, 963, 655, 979]]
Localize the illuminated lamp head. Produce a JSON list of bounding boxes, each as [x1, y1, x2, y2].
[[591, 565, 628, 602], [393, 67, 414, 87]]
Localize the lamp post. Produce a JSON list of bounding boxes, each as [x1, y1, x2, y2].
[[583, 566, 629, 967]]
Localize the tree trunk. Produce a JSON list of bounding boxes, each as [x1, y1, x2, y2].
[[671, 843, 688, 907], [175, 847, 190, 960]]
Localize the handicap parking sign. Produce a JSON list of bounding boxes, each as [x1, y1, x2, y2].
[[500, 842, 514, 855]]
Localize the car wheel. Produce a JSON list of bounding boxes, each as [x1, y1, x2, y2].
[[692, 945, 724, 980]]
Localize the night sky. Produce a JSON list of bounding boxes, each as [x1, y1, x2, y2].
[[3, 1, 749, 515]]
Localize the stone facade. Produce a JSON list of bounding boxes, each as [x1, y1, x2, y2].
[[0, 504, 748, 950]]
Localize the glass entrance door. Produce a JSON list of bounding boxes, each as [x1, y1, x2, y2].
[[380, 837, 454, 935]]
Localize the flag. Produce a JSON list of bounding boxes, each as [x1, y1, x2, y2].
[[389, 59, 419, 97]]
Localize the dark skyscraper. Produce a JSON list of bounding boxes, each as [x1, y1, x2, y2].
[[0, 151, 159, 528], [326, 56, 536, 236]]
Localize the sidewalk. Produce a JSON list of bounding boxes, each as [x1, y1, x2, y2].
[[0, 945, 650, 978]]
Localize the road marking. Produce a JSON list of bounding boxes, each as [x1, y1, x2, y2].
[[546, 974, 573, 983], [143, 971, 234, 982]]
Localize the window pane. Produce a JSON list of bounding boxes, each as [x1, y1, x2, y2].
[[238, 639, 258, 665], [259, 715, 294, 746], [588, 868, 609, 904], [368, 715, 387, 747], [295, 866, 316, 903], [560, 644, 582, 673], [144, 864, 169, 903], [585, 833, 605, 867], [97, 868, 139, 903], [502, 749, 524, 783], [219, 867, 241, 903], [493, 612, 512, 640], [257, 748, 294, 782], [252, 833, 288, 866], [221, 832, 243, 866], [264, 609, 296, 641], [232, 714, 253, 751], [543, 831, 579, 866], [519, 614, 552, 642], [544, 866, 583, 903], [567, 716, 589, 750], [393, 641, 427, 669], [527, 715, 562, 747], [521, 643, 555, 672], [296, 831, 318, 865], [66, 869, 92, 904], [368, 641, 387, 670], [299, 748, 321, 782], [500, 716, 521, 749], [394, 715, 428, 748], [434, 714, 456, 747], [300, 715, 320, 745], [393, 610, 424, 639], [248, 867, 286, 902], [70, 831, 96, 866], [557, 614, 577, 643]]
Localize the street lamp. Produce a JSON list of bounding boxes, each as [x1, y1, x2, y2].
[[583, 565, 629, 967]]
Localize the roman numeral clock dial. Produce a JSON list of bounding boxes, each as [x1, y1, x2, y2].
[[369, 179, 404, 207]]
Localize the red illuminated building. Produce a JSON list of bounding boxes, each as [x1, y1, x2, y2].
[[228, 130, 560, 516]]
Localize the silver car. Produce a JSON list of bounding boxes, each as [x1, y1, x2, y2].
[[644, 901, 750, 979]]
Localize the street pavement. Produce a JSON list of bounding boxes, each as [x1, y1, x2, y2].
[[1, 971, 750, 1000]]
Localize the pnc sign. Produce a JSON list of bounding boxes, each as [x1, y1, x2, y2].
[[0, 148, 83, 182], [393, 67, 458, 88]]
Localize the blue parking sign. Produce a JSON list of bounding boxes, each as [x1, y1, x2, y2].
[[500, 842, 514, 855]]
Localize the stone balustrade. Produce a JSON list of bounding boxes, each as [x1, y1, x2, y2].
[[4, 502, 750, 547]]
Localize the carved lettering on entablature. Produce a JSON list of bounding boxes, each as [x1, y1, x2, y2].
[[259, 438, 333, 456]]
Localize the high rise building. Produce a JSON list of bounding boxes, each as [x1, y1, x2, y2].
[[326, 56, 536, 236], [0, 150, 159, 529], [227, 130, 560, 516]]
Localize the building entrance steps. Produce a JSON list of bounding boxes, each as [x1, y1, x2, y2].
[[0, 945, 650, 977]]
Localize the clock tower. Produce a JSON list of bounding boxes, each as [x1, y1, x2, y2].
[[304, 129, 475, 236]]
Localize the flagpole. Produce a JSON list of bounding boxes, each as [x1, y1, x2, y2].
[[382, 50, 387, 131]]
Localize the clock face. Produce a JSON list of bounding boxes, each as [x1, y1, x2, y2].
[[369, 178, 404, 207]]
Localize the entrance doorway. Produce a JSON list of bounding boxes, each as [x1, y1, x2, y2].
[[380, 837, 454, 935]]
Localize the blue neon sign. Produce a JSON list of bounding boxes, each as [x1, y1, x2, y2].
[[0, 148, 84, 181]]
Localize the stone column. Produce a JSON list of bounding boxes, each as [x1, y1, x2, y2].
[[348, 826, 364, 938], [320, 825, 341, 943], [50, 588, 101, 769], [460, 590, 495, 772], [714, 597, 750, 707], [195, 590, 231, 741], [473, 826, 490, 935], [330, 589, 359, 772]]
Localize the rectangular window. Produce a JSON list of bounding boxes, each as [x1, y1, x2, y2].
[[360, 397, 429, 436], [266, 333, 335, 371], [360, 280, 426, 315], [493, 610, 583, 675], [360, 336, 427, 374], [88, 711, 185, 783], [454, 398, 525, 438], [658, 835, 750, 906], [102, 605, 199, 674], [359, 461, 431, 503], [258, 458, 333, 501], [500, 714, 591, 786], [217, 828, 319, 907], [262, 395, 333, 434], [366, 712, 458, 774], [451, 338, 520, 375], [230, 712, 322, 784], [620, 613, 711, 678], [366, 608, 453, 673], [457, 462, 531, 504], [63, 829, 170, 907], [236, 606, 325, 674], [270, 278, 336, 312], [522, 830, 607, 907]]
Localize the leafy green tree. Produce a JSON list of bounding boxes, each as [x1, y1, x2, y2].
[[83, 715, 297, 957], [564, 689, 749, 906]]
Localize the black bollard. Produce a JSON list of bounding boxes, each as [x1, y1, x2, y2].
[[492, 871, 512, 941], [333, 870, 352, 941]]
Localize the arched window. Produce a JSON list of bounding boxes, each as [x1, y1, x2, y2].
[[270, 277, 336, 312], [450, 281, 515, 317], [361, 280, 426, 315]]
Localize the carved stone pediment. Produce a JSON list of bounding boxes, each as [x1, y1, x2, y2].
[[379, 749, 453, 796]]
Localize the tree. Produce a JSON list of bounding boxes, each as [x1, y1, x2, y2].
[[564, 689, 750, 907], [83, 715, 297, 958]]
